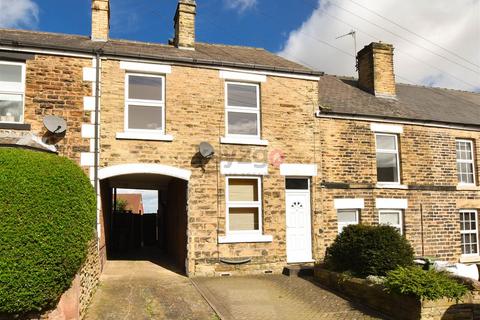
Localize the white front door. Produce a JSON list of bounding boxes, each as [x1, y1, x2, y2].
[[285, 178, 312, 263]]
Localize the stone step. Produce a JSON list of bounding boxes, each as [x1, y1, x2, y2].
[[282, 264, 314, 277]]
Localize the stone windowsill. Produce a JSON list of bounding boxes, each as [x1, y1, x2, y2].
[[460, 255, 480, 263], [220, 136, 269, 146], [376, 183, 408, 189], [457, 184, 480, 191], [218, 234, 273, 244], [116, 132, 174, 141], [0, 122, 31, 130]]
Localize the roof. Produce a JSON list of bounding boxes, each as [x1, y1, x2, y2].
[[318, 75, 480, 127], [117, 194, 144, 214], [0, 29, 320, 76]]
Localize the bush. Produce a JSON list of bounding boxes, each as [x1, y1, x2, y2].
[[0, 148, 96, 314], [384, 266, 469, 301], [325, 224, 414, 277]]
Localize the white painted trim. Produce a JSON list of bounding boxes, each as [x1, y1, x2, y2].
[[334, 198, 365, 210], [116, 132, 173, 141], [0, 61, 25, 125], [370, 123, 403, 133], [83, 67, 96, 82], [220, 70, 266, 83], [0, 45, 95, 59], [81, 124, 95, 139], [219, 67, 320, 81], [90, 112, 100, 124], [220, 136, 268, 146], [376, 198, 408, 209], [98, 163, 192, 181], [80, 152, 95, 167], [220, 161, 268, 175], [218, 234, 273, 244], [280, 164, 317, 177], [120, 61, 172, 74], [83, 96, 96, 111], [456, 139, 476, 186], [376, 183, 408, 189]]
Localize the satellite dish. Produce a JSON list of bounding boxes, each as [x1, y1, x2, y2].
[[199, 142, 215, 158], [43, 115, 67, 134]]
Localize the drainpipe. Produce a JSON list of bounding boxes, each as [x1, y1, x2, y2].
[[94, 50, 102, 243]]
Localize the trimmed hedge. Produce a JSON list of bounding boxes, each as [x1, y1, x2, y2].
[[0, 148, 96, 314], [325, 224, 414, 277]]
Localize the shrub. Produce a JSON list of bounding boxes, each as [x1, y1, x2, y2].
[[325, 224, 414, 277], [384, 266, 469, 301], [0, 148, 96, 314]]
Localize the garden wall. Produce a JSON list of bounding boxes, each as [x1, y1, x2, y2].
[[314, 266, 480, 320]]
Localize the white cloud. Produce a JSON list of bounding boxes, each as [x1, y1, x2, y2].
[[224, 0, 257, 13], [280, 0, 480, 91], [0, 0, 39, 29]]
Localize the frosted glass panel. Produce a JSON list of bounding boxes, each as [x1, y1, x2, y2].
[[229, 207, 259, 231], [229, 179, 258, 201]]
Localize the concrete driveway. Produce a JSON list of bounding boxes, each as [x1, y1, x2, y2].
[[192, 275, 386, 320]]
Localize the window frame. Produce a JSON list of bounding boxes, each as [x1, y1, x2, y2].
[[224, 81, 261, 140], [456, 139, 476, 186], [337, 209, 359, 234], [225, 176, 263, 236], [0, 61, 26, 124], [378, 209, 403, 235], [460, 209, 479, 256], [375, 133, 401, 185], [124, 72, 166, 134]]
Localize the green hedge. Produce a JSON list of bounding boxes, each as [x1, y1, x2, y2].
[[0, 148, 96, 314], [325, 224, 414, 277]]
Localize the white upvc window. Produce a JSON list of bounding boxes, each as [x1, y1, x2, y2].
[[460, 210, 479, 256], [337, 209, 359, 234], [0, 61, 26, 124], [375, 133, 401, 184], [379, 209, 403, 235], [456, 139, 476, 185], [225, 176, 262, 235], [125, 73, 165, 133], [225, 82, 261, 139]]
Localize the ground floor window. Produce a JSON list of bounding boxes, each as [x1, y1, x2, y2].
[[460, 210, 479, 255], [226, 177, 262, 233], [337, 209, 359, 234], [379, 209, 403, 235]]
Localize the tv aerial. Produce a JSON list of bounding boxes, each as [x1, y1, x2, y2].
[[336, 30, 357, 71]]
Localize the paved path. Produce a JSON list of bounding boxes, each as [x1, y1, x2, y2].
[[192, 275, 386, 320], [85, 259, 217, 320]]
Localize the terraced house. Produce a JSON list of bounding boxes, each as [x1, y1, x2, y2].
[[0, 0, 479, 281]]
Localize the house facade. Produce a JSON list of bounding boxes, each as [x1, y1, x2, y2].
[[0, 0, 479, 278]]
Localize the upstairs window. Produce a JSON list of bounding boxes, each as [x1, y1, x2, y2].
[[225, 82, 260, 138], [0, 62, 25, 123], [456, 139, 476, 185], [226, 177, 262, 234], [375, 133, 400, 184], [125, 73, 165, 133], [460, 210, 479, 255]]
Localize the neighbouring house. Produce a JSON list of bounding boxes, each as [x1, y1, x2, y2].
[[0, 0, 479, 284], [115, 194, 144, 214]]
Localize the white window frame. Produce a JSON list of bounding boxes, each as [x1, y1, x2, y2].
[[456, 139, 476, 186], [225, 176, 263, 236], [375, 133, 401, 185], [224, 81, 261, 140], [460, 209, 479, 256], [337, 209, 359, 234], [124, 73, 165, 134], [379, 209, 403, 235], [0, 61, 26, 124]]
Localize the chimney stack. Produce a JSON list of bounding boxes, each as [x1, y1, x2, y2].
[[357, 42, 396, 99], [91, 0, 110, 41], [173, 0, 196, 49]]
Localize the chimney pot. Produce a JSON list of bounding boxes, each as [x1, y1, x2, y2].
[[91, 0, 110, 41], [357, 42, 396, 98], [173, 0, 196, 49]]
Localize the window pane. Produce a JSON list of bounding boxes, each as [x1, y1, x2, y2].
[[376, 153, 398, 182], [229, 179, 258, 202], [227, 84, 257, 108], [227, 112, 258, 135], [229, 207, 259, 231], [379, 211, 400, 225], [338, 210, 357, 223], [0, 64, 22, 83], [128, 105, 162, 130], [0, 94, 23, 122], [376, 135, 396, 150], [128, 76, 163, 101], [285, 179, 309, 190]]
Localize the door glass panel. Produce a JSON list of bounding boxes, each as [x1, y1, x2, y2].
[[286, 179, 309, 190]]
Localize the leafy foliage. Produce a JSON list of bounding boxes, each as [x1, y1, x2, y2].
[[325, 224, 414, 277], [115, 199, 128, 211], [384, 266, 469, 301], [0, 148, 96, 314]]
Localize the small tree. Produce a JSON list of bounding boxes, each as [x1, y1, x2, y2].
[[325, 224, 414, 277], [115, 199, 128, 211]]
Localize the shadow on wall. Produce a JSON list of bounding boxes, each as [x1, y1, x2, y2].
[[441, 303, 480, 319]]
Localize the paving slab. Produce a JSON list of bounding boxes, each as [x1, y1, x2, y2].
[[192, 275, 386, 320]]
